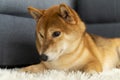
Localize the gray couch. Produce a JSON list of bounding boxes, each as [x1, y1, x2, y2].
[[0, 0, 120, 68]]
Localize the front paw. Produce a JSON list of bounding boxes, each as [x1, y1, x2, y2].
[[20, 67, 40, 73], [20, 63, 47, 73], [20, 65, 46, 73], [86, 70, 98, 75]]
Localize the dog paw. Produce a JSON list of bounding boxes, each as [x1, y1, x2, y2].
[[19, 63, 47, 73], [19, 66, 43, 73], [87, 70, 98, 75]]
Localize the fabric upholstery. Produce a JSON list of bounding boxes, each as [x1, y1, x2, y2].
[[0, 0, 75, 17], [87, 23, 120, 37], [77, 0, 120, 23], [0, 14, 39, 65]]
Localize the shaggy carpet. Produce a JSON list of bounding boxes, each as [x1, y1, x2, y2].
[[0, 68, 120, 80]]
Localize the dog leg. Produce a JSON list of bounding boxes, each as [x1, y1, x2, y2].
[[83, 61, 102, 74], [20, 63, 47, 73], [116, 47, 120, 68]]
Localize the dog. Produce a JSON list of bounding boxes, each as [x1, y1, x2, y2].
[[21, 4, 120, 73]]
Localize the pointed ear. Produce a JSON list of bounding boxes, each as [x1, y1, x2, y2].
[[59, 4, 76, 24], [28, 7, 43, 22]]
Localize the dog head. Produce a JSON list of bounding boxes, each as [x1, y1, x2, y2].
[[28, 4, 86, 61]]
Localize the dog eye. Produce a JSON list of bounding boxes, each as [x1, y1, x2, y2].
[[40, 33, 44, 38], [52, 31, 61, 38]]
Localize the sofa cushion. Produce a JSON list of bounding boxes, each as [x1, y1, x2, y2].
[[0, 14, 39, 66], [77, 0, 120, 23], [0, 0, 75, 17], [87, 23, 120, 37]]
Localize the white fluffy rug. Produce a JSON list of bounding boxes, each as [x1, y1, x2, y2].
[[0, 68, 120, 80]]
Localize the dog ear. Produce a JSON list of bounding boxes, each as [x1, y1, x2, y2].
[[28, 7, 43, 22], [59, 4, 76, 24]]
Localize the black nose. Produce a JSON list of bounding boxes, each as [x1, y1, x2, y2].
[[40, 54, 48, 61]]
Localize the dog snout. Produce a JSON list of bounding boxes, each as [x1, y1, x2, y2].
[[40, 54, 48, 61]]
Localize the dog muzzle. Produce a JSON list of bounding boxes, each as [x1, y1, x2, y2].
[[40, 54, 48, 61]]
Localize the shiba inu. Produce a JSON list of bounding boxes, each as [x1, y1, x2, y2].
[[21, 4, 120, 73]]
